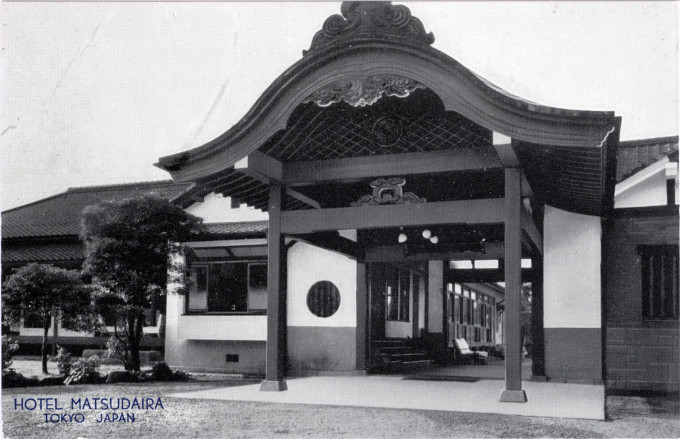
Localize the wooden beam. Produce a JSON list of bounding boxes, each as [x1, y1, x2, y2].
[[492, 132, 534, 200], [285, 188, 321, 209], [521, 209, 543, 254], [260, 184, 287, 392], [289, 232, 364, 260], [282, 149, 502, 186], [281, 199, 505, 234], [365, 242, 506, 262], [245, 151, 283, 182], [444, 268, 537, 283], [236, 154, 321, 209], [492, 133, 519, 165], [500, 167, 527, 402]]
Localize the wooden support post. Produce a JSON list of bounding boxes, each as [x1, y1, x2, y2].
[[500, 167, 527, 402], [356, 262, 368, 371], [261, 183, 288, 391]]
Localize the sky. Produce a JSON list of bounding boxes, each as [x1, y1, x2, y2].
[[1, 1, 678, 211]]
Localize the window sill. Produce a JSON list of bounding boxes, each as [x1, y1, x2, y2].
[[182, 311, 266, 316]]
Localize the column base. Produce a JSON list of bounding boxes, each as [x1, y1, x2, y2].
[[499, 389, 527, 403], [260, 379, 288, 391]]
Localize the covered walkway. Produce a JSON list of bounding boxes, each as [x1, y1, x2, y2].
[[169, 374, 605, 420]]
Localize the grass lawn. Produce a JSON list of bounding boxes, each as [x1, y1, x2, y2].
[[2, 379, 679, 439]]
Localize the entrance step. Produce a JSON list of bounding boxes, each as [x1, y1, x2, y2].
[[373, 339, 433, 374], [388, 359, 432, 372]]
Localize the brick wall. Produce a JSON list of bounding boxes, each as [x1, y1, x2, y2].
[[607, 327, 679, 392], [603, 211, 679, 392]]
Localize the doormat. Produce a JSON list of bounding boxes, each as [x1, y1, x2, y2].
[[403, 375, 480, 383]]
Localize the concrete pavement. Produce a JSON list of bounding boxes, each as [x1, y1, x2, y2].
[[169, 374, 605, 420]]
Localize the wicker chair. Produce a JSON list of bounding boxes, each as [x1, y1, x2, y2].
[[453, 338, 489, 365]]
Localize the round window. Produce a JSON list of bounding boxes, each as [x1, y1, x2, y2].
[[306, 281, 341, 318]]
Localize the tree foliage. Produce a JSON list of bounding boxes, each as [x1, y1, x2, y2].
[[80, 194, 203, 371], [2, 263, 91, 374]]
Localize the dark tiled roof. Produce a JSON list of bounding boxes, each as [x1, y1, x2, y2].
[[203, 221, 268, 236], [2, 181, 195, 239], [1, 242, 84, 264], [1, 222, 269, 264], [617, 136, 678, 182]]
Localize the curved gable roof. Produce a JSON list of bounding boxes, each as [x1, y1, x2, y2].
[[156, 1, 620, 216]]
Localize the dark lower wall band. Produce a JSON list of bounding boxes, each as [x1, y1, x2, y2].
[[166, 340, 266, 375], [545, 328, 602, 381], [287, 326, 356, 372]]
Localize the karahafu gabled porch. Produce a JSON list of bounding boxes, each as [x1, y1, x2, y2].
[[157, 1, 619, 403]]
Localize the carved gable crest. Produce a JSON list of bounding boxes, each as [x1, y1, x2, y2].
[[351, 177, 426, 206], [304, 2, 435, 55]]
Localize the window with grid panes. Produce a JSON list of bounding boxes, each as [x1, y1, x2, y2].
[[639, 245, 679, 320]]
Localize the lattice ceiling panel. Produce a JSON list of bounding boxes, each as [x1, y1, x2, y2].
[[260, 90, 490, 163]]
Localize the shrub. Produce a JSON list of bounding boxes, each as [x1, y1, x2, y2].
[[151, 362, 174, 381], [105, 336, 127, 361], [105, 370, 136, 384], [64, 355, 100, 385], [52, 346, 73, 376], [2, 335, 19, 373], [172, 369, 190, 381]]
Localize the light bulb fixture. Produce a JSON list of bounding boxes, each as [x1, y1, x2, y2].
[[430, 236, 439, 244], [398, 227, 407, 243], [422, 229, 431, 239]]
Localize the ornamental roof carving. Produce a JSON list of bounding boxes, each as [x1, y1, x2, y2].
[[304, 2, 434, 55], [303, 74, 426, 108]]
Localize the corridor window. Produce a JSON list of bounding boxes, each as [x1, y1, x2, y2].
[[399, 270, 410, 321], [187, 261, 267, 313], [639, 245, 678, 320], [385, 265, 410, 322]]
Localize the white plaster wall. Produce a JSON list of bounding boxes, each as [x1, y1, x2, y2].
[[165, 250, 184, 355], [165, 291, 183, 363], [428, 260, 444, 333], [338, 229, 357, 241], [177, 315, 266, 340], [18, 322, 52, 336], [287, 242, 357, 328], [385, 321, 411, 338], [20, 319, 157, 337], [615, 168, 667, 208], [185, 192, 268, 222], [543, 205, 601, 328]]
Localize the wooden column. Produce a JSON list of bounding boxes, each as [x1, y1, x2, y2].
[[356, 261, 368, 371], [500, 167, 527, 402], [260, 183, 287, 391]]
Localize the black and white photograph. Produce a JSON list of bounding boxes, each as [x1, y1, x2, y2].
[[1, 1, 678, 437]]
